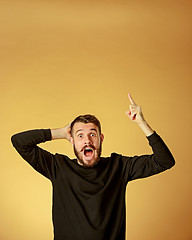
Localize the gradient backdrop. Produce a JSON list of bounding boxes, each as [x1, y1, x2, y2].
[[1, 0, 192, 239]]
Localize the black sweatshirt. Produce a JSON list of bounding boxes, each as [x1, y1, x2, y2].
[[11, 129, 175, 240]]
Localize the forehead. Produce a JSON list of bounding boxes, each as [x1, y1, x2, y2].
[[73, 122, 99, 133]]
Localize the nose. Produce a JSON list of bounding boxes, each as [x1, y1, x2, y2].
[[84, 135, 92, 145]]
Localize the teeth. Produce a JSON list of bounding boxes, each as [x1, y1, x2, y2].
[[85, 147, 92, 151]]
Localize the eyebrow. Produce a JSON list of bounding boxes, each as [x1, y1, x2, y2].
[[75, 129, 83, 134], [75, 128, 97, 134]]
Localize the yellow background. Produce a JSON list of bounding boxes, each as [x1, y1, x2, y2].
[[1, 0, 192, 239]]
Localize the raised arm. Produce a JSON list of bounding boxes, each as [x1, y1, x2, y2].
[[123, 93, 175, 182], [11, 129, 54, 179], [11, 122, 73, 179]]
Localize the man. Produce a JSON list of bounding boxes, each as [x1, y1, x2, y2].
[[11, 94, 175, 240]]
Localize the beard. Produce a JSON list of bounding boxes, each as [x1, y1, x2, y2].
[[73, 144, 102, 168]]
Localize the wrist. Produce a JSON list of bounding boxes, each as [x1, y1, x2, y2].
[[51, 128, 67, 140], [138, 119, 147, 127], [138, 120, 154, 137]]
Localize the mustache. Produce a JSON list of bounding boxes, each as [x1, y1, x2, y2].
[[81, 144, 95, 152]]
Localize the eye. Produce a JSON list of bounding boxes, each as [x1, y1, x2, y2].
[[78, 134, 83, 138], [90, 133, 96, 137]]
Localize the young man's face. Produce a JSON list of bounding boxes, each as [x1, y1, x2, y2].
[[71, 122, 104, 168]]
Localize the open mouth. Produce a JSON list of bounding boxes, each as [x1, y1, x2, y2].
[[83, 148, 94, 159]]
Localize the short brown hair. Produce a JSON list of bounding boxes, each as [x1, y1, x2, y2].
[[71, 114, 101, 136]]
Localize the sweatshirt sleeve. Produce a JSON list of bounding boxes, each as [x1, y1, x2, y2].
[[122, 132, 175, 183], [11, 129, 55, 180]]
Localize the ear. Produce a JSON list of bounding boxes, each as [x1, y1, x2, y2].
[[70, 136, 74, 145], [100, 133, 104, 143]]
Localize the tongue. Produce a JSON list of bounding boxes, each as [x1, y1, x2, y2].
[[85, 150, 92, 157]]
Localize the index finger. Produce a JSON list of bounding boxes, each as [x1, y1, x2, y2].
[[128, 93, 137, 105]]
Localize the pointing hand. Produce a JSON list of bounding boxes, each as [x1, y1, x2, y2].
[[126, 93, 145, 124]]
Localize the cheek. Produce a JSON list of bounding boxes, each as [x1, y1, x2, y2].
[[95, 139, 101, 148], [74, 141, 82, 151]]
